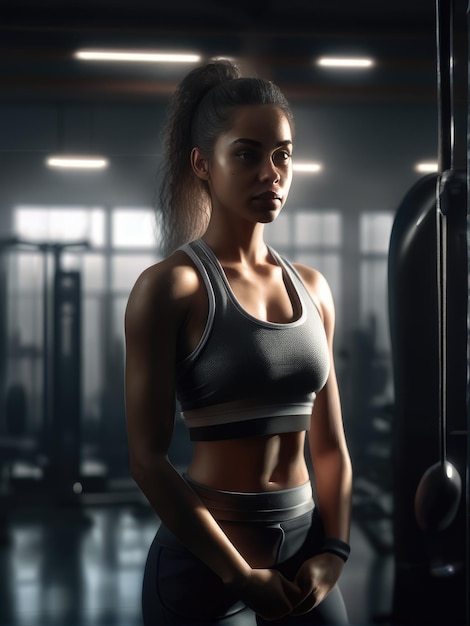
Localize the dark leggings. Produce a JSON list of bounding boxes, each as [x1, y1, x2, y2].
[[142, 480, 349, 625]]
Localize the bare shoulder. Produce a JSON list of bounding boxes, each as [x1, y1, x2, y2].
[[125, 250, 204, 331], [292, 262, 335, 331]]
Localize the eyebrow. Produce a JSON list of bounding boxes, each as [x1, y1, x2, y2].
[[232, 138, 293, 148]]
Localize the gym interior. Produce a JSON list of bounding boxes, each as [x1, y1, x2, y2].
[[0, 1, 468, 625]]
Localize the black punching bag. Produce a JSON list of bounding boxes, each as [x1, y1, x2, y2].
[[388, 1, 467, 623]]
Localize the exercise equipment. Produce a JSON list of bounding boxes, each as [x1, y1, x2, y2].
[[388, 0, 468, 623], [0, 238, 88, 502], [48, 268, 82, 497], [413, 0, 463, 534]]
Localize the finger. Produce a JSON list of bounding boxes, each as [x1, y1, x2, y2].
[[291, 593, 317, 616], [281, 577, 303, 598], [293, 575, 314, 603]]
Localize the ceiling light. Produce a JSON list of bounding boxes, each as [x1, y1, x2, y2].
[[75, 50, 201, 63], [293, 163, 322, 173], [415, 162, 438, 173], [316, 57, 374, 68], [46, 156, 109, 169]]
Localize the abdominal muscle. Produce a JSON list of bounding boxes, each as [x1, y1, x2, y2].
[[187, 430, 310, 493]]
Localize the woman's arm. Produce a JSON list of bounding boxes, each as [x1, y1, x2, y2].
[[292, 265, 353, 613], [294, 265, 352, 541], [124, 257, 302, 619], [308, 270, 352, 544], [125, 258, 250, 581]]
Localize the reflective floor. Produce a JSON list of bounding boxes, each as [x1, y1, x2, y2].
[[0, 494, 394, 626]]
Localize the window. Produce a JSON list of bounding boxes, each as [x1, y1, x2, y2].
[[10, 205, 159, 455], [15, 205, 105, 246], [294, 211, 342, 247], [112, 208, 157, 248], [359, 212, 394, 352]]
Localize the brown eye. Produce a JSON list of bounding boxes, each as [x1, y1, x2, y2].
[[274, 150, 292, 165], [237, 150, 256, 161]]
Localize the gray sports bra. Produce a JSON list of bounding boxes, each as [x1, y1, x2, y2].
[[175, 239, 330, 441]]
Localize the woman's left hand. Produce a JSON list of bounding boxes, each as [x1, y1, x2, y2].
[[290, 552, 344, 615]]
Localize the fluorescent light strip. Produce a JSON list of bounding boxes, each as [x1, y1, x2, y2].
[[293, 163, 322, 173], [317, 57, 374, 68], [75, 50, 201, 63], [46, 157, 109, 169], [415, 162, 438, 173]]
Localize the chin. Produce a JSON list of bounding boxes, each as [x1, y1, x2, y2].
[[264, 210, 283, 223]]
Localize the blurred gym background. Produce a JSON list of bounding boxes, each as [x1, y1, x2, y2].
[[0, 1, 467, 625]]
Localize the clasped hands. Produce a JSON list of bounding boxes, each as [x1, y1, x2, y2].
[[237, 552, 344, 621]]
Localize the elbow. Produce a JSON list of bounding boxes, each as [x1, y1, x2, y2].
[[128, 448, 168, 488], [314, 443, 353, 488], [335, 435, 353, 480], [338, 441, 353, 482], [129, 457, 149, 491], [129, 456, 147, 486], [344, 452, 353, 490]]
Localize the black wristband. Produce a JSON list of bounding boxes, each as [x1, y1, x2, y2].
[[320, 538, 350, 562]]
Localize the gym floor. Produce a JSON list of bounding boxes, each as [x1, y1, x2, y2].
[[0, 486, 395, 626]]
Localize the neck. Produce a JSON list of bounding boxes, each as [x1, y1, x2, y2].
[[202, 221, 268, 265]]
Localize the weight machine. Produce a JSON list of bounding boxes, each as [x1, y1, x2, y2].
[[0, 237, 89, 504]]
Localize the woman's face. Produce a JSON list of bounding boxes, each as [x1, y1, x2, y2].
[[203, 105, 293, 226]]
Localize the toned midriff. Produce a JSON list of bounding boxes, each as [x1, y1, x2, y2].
[[187, 430, 310, 493]]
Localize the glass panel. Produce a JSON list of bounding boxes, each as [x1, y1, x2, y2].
[[14, 208, 46, 240], [8, 294, 43, 351], [360, 258, 390, 351], [82, 254, 106, 291], [14, 206, 105, 247], [294, 211, 342, 247], [112, 208, 157, 248], [89, 210, 106, 247], [111, 254, 157, 291], [10, 252, 44, 292], [360, 212, 394, 253], [5, 251, 44, 434], [62, 252, 106, 291], [265, 212, 291, 246], [82, 296, 103, 422]]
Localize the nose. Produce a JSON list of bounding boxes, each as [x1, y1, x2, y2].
[[258, 156, 280, 183]]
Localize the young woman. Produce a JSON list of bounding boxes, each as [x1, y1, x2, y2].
[[125, 60, 352, 625]]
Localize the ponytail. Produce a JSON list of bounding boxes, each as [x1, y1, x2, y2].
[[157, 59, 293, 255]]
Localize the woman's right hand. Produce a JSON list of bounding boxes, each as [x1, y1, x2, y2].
[[233, 568, 304, 621]]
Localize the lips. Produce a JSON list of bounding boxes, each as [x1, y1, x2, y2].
[[253, 191, 281, 201]]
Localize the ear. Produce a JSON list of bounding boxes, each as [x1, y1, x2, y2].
[[190, 147, 210, 181]]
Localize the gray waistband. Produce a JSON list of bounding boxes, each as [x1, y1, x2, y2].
[[184, 474, 314, 523]]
